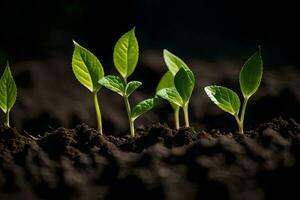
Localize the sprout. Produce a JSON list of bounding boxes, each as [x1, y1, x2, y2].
[[72, 41, 105, 134], [156, 50, 195, 128], [0, 62, 17, 128], [99, 28, 160, 138], [204, 49, 263, 134]]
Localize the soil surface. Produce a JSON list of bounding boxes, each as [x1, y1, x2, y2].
[[1, 117, 300, 200]]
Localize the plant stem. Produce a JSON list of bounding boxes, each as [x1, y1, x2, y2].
[[123, 95, 135, 138], [183, 104, 190, 127], [234, 115, 243, 134], [5, 111, 10, 128], [93, 92, 103, 135], [236, 97, 249, 134], [174, 107, 180, 129]]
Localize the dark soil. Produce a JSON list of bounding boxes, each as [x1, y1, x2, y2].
[[1, 117, 300, 200]]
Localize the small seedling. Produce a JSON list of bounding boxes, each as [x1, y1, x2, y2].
[[0, 63, 17, 128], [156, 50, 195, 128], [99, 28, 160, 138], [204, 49, 263, 134], [72, 41, 105, 134]]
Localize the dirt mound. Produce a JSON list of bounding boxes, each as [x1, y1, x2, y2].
[[1, 117, 300, 200]]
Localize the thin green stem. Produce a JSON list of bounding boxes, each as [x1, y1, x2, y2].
[[93, 92, 103, 135], [238, 97, 249, 134], [5, 111, 10, 128], [123, 95, 135, 138], [234, 115, 243, 134], [174, 107, 180, 129], [183, 104, 190, 127]]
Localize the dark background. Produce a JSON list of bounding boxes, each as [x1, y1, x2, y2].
[[1, 0, 299, 65], [0, 0, 299, 134]]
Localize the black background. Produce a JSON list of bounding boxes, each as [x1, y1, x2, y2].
[[0, 0, 299, 66]]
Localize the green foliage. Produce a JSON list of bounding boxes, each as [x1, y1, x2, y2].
[[72, 41, 104, 93], [204, 86, 240, 116], [163, 49, 188, 75], [98, 75, 125, 96], [131, 97, 161, 120], [113, 27, 139, 80], [156, 51, 195, 128], [156, 71, 178, 110], [125, 81, 142, 96], [99, 28, 159, 138], [157, 87, 183, 107], [72, 41, 105, 134], [239, 49, 263, 98], [0, 63, 17, 127], [174, 68, 195, 105], [204, 49, 263, 133]]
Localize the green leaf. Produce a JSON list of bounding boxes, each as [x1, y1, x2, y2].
[[125, 81, 142, 96], [157, 87, 183, 107], [156, 71, 178, 110], [113, 27, 139, 79], [98, 75, 125, 96], [131, 97, 161, 120], [0, 63, 17, 113], [72, 41, 104, 92], [174, 68, 195, 104], [239, 49, 263, 98], [156, 71, 174, 92], [163, 49, 188, 76], [204, 86, 240, 116]]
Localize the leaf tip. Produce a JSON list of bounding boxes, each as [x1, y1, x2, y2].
[[72, 40, 79, 46]]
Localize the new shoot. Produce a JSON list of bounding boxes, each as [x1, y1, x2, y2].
[[99, 28, 160, 138], [0, 63, 17, 128], [204, 49, 263, 134], [156, 50, 195, 128], [72, 41, 105, 134]]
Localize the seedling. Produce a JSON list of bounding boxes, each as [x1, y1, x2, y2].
[[156, 50, 195, 128], [72, 41, 105, 134], [204, 49, 263, 134], [0, 63, 17, 128], [99, 28, 160, 138]]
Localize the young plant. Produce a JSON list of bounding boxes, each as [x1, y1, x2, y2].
[[99, 28, 160, 138], [156, 50, 195, 128], [204, 49, 263, 134], [0, 63, 17, 128], [72, 41, 105, 134]]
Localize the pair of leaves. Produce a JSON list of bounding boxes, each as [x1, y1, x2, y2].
[[0, 63, 17, 113], [204, 49, 263, 116], [99, 75, 159, 120], [98, 75, 141, 97], [157, 67, 195, 107], [156, 50, 193, 110], [113, 27, 139, 80], [72, 41, 104, 93]]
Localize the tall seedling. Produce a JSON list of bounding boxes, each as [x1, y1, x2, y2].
[[156, 50, 195, 128], [99, 28, 160, 138], [0, 63, 17, 128], [205, 49, 263, 134], [72, 41, 104, 134]]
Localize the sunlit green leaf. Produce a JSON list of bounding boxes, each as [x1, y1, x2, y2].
[[0, 63, 17, 113], [163, 49, 188, 76], [98, 75, 125, 96], [72, 41, 104, 92], [125, 81, 142, 96], [113, 27, 139, 79], [157, 87, 183, 107], [204, 85, 240, 116], [131, 97, 161, 120], [239, 49, 263, 98]]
